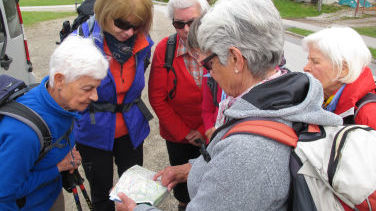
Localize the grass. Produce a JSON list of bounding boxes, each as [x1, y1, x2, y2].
[[19, 0, 80, 6], [287, 27, 314, 37], [370, 48, 376, 59], [21, 11, 76, 26], [273, 0, 343, 18], [286, 27, 376, 58], [353, 27, 376, 38]]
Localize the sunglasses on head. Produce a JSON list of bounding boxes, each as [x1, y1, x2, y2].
[[114, 19, 138, 31], [201, 53, 217, 71], [172, 19, 194, 29]]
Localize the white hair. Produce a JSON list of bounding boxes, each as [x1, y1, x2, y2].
[[302, 26, 371, 84], [49, 35, 108, 86], [197, 0, 284, 79], [167, 0, 210, 20]]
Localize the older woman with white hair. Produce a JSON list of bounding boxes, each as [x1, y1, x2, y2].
[[115, 0, 342, 210], [303, 26, 376, 129], [0, 35, 108, 211]]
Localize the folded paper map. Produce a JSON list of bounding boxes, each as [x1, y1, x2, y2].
[[109, 165, 168, 206]]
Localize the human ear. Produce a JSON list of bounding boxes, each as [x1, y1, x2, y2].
[[340, 61, 349, 79], [228, 47, 244, 73], [53, 73, 65, 90]]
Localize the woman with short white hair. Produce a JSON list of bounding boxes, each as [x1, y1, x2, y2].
[[303, 26, 376, 129], [0, 35, 108, 211]]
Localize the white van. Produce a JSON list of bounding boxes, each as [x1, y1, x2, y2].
[[0, 0, 35, 84]]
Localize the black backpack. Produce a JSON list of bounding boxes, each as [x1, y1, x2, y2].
[[57, 0, 96, 44]]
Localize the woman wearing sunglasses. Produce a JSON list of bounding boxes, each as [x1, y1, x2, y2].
[[148, 0, 209, 210], [71, 0, 154, 210]]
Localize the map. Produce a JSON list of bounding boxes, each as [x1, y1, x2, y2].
[[109, 165, 168, 206]]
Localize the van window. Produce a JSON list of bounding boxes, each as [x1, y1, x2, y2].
[[3, 0, 22, 38]]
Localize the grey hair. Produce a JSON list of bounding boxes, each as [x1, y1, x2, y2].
[[49, 35, 108, 87], [197, 0, 284, 79], [302, 26, 371, 84], [167, 0, 210, 20], [187, 15, 204, 51]]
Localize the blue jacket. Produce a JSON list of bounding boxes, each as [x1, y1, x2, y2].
[[0, 77, 78, 210], [73, 18, 154, 151]]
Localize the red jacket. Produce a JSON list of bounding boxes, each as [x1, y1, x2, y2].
[[334, 66, 376, 129], [148, 35, 204, 143]]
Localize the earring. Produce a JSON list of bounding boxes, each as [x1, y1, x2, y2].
[[235, 69, 239, 74]]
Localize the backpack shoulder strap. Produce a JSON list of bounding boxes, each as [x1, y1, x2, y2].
[[222, 119, 298, 148], [0, 101, 52, 155], [207, 77, 219, 107], [164, 33, 177, 72], [354, 92, 376, 118], [164, 33, 178, 99]]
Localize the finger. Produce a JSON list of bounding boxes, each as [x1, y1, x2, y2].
[[167, 181, 178, 191], [153, 170, 164, 181], [117, 192, 127, 201]]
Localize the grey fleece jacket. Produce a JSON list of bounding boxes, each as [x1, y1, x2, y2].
[[135, 72, 342, 211]]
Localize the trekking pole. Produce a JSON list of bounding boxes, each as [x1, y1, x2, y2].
[[72, 184, 83, 211], [74, 170, 94, 211]]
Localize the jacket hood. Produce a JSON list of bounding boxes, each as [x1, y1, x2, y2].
[[225, 72, 342, 126]]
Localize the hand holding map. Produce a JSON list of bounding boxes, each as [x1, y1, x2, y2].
[[109, 165, 168, 206]]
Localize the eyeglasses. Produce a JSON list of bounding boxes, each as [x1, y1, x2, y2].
[[172, 19, 194, 29], [114, 19, 138, 31], [201, 53, 217, 71]]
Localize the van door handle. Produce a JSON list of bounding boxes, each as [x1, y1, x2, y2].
[[0, 54, 13, 70]]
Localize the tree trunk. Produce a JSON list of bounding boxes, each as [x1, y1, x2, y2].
[[317, 0, 322, 12]]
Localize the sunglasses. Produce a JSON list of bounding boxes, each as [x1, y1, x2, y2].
[[172, 19, 194, 29], [114, 19, 138, 31], [201, 53, 217, 71]]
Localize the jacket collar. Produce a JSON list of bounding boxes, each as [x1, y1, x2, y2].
[[334, 66, 376, 116]]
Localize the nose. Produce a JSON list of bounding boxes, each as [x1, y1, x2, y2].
[[303, 62, 311, 73], [121, 28, 135, 37], [183, 23, 190, 32], [89, 89, 99, 102]]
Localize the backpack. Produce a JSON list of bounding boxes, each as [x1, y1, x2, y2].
[[203, 117, 376, 211], [164, 33, 219, 105], [57, 0, 95, 44]]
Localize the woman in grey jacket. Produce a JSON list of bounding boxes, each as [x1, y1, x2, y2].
[[115, 0, 342, 210]]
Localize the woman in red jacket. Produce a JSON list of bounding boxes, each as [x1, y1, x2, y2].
[[148, 0, 210, 209], [303, 26, 376, 130]]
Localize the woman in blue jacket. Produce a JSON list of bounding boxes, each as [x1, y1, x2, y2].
[[0, 36, 108, 211], [73, 0, 154, 210]]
